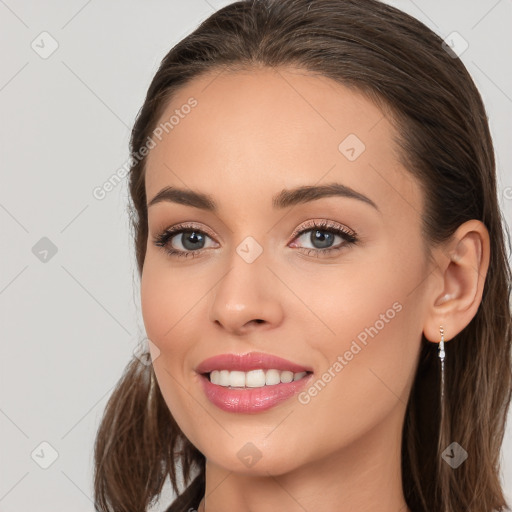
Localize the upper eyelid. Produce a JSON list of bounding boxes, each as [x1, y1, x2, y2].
[[164, 222, 219, 242], [290, 219, 356, 238]]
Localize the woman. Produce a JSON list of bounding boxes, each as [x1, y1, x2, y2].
[[93, 0, 512, 511]]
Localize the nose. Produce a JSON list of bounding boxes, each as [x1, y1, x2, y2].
[[208, 251, 285, 335]]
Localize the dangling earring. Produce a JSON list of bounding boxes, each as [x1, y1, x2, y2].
[[147, 361, 156, 407], [438, 325, 446, 403]]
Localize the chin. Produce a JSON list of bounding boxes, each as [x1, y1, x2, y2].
[[203, 444, 303, 477]]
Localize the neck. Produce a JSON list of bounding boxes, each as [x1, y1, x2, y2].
[[197, 401, 410, 512]]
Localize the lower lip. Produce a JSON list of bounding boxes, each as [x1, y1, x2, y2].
[[199, 373, 313, 413]]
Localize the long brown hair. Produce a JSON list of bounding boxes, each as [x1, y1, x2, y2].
[[93, 1, 512, 510]]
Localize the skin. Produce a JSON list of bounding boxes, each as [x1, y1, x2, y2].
[[140, 66, 490, 512]]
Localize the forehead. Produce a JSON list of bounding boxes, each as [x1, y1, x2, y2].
[[144, 66, 422, 218]]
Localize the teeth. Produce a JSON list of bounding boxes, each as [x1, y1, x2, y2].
[[209, 369, 308, 388], [219, 370, 230, 386], [280, 371, 294, 383], [246, 369, 266, 388], [265, 369, 281, 385], [229, 370, 246, 387]]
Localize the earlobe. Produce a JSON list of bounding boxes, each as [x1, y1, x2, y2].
[[422, 219, 490, 344]]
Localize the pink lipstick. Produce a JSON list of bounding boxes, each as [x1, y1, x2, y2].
[[196, 352, 314, 413]]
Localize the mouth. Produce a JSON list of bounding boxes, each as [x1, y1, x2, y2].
[[202, 368, 313, 388], [195, 352, 314, 413], [195, 351, 313, 387]]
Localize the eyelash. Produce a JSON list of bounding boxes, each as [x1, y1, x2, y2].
[[152, 219, 358, 259]]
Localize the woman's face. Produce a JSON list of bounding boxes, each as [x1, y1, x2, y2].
[[141, 67, 433, 475]]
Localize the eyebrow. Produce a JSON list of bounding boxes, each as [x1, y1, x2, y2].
[[147, 183, 380, 213]]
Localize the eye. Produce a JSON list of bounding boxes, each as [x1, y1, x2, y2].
[[152, 223, 218, 259], [152, 219, 358, 259], [289, 219, 358, 258]]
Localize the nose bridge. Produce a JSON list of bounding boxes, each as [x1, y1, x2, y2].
[[208, 235, 283, 332]]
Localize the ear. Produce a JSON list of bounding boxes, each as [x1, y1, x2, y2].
[[423, 220, 490, 344]]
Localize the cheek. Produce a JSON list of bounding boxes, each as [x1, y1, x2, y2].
[[302, 251, 412, 353], [140, 253, 199, 350], [140, 258, 205, 439], [140, 267, 170, 350], [300, 249, 424, 414]]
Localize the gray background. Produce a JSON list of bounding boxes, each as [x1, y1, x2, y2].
[[0, 1, 511, 510]]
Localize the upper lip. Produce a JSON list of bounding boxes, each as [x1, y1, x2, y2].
[[195, 351, 313, 374]]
